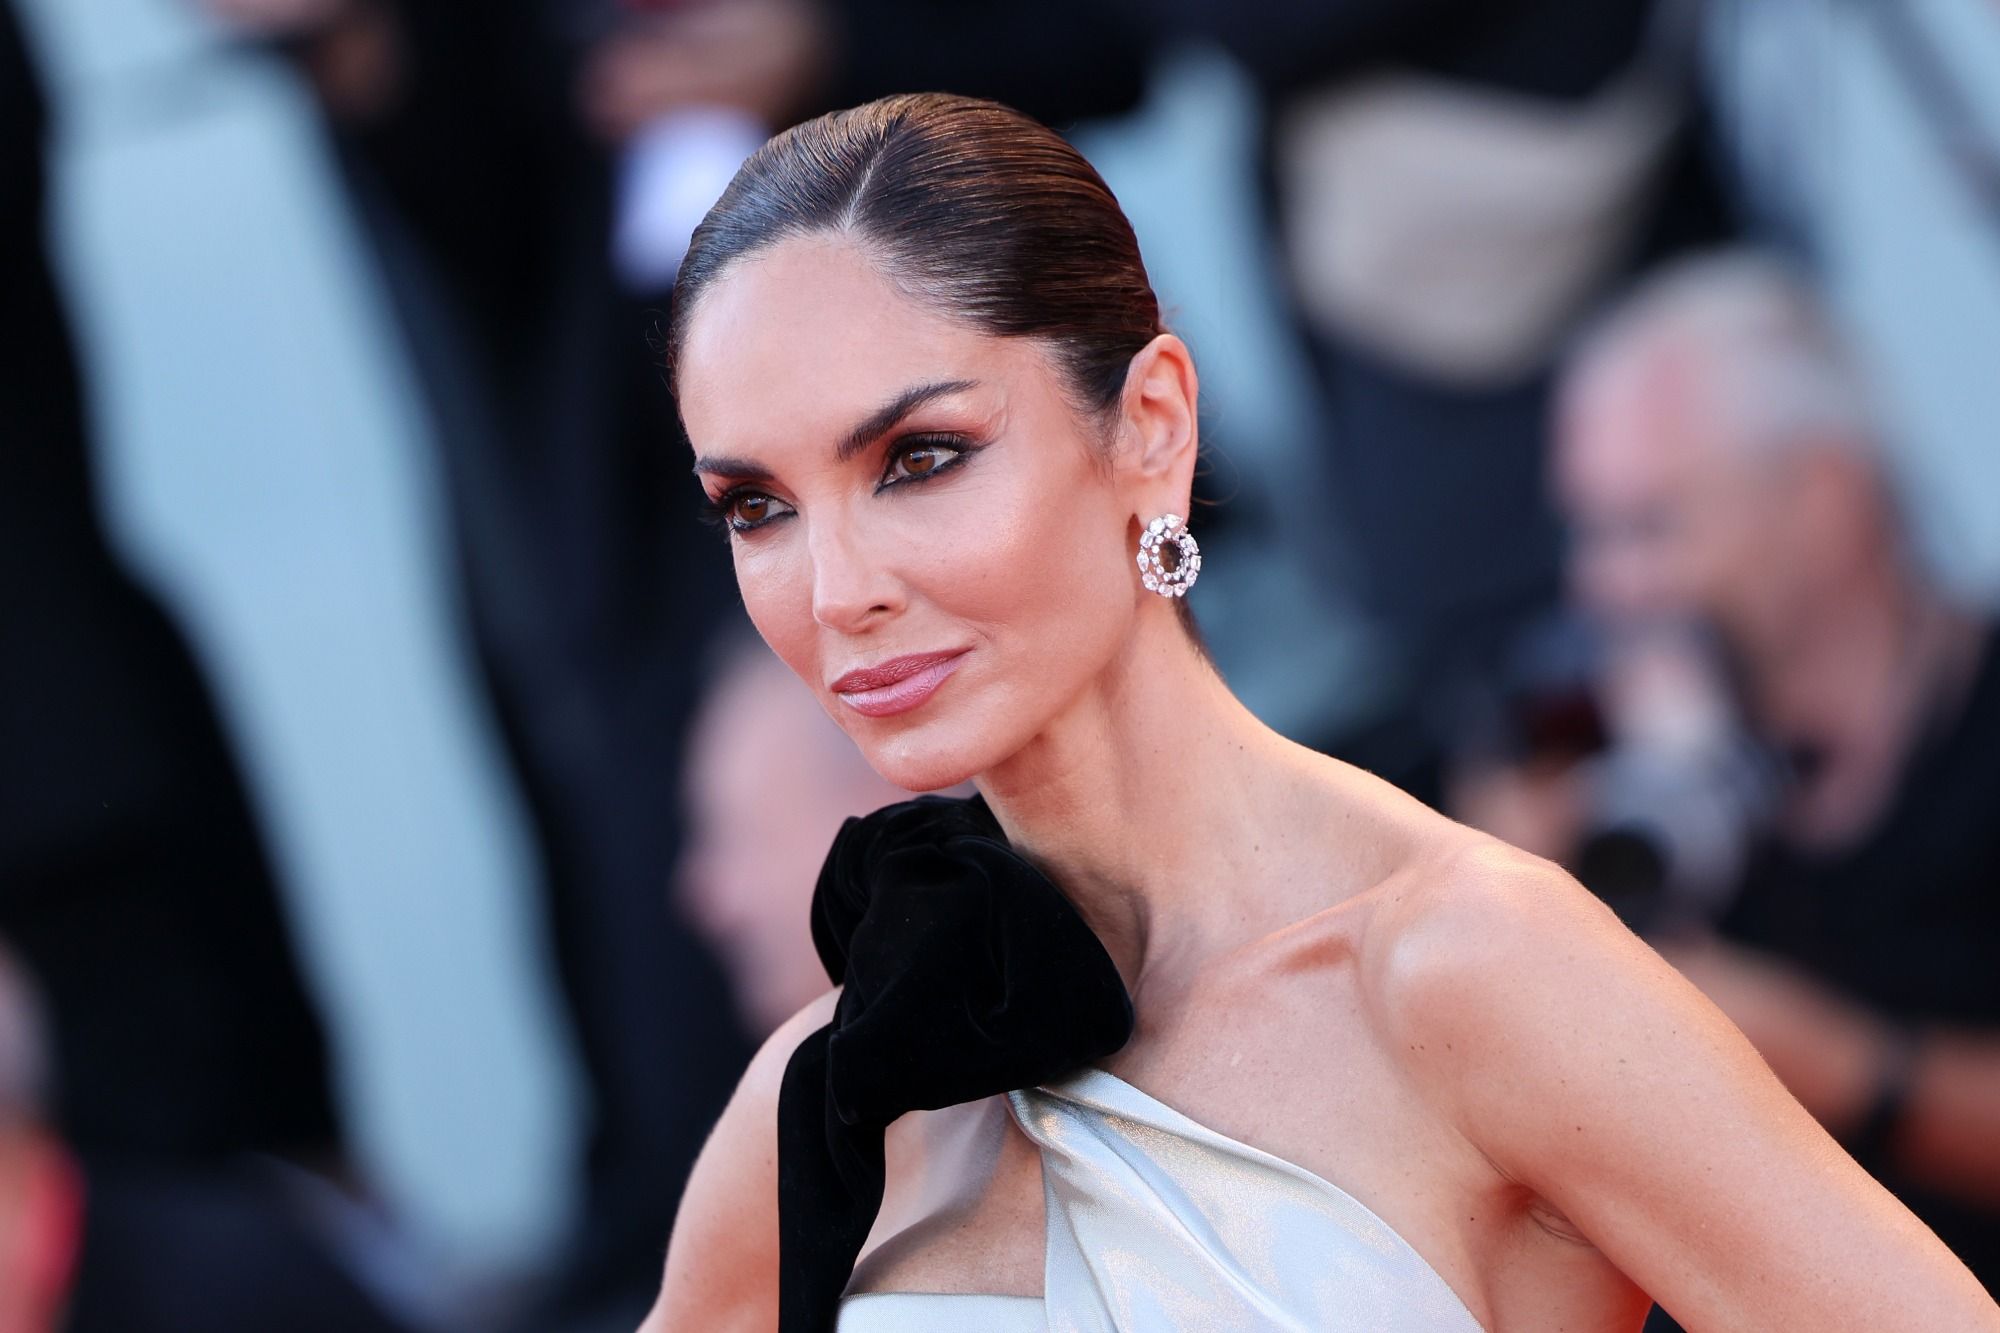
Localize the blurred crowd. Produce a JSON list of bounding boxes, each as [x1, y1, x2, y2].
[[3, 0, 1998, 1329]]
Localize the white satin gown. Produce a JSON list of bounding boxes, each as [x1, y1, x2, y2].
[[835, 1066, 1485, 1331]]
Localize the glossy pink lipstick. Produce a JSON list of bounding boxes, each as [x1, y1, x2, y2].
[[830, 649, 969, 718]]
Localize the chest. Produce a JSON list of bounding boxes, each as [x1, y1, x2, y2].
[[849, 956, 1609, 1324], [1731, 777, 2000, 1020]]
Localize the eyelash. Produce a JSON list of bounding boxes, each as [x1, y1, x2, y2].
[[699, 434, 976, 536]]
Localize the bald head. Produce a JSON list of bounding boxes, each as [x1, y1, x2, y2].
[[1565, 251, 1877, 469], [1555, 250, 1894, 629]]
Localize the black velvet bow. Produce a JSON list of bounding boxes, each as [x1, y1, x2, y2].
[[775, 794, 1135, 1332]]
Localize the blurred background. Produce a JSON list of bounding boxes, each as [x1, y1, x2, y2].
[[3, 0, 1997, 1329]]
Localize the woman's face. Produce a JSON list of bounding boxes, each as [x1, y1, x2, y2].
[[677, 235, 1150, 792]]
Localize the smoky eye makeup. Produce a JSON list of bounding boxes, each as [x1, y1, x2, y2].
[[696, 429, 989, 538], [697, 482, 793, 535], [875, 432, 983, 491]]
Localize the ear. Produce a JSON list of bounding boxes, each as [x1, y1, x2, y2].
[[1113, 333, 1199, 507], [1788, 444, 1880, 569]]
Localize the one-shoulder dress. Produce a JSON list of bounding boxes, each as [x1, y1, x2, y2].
[[835, 1066, 1485, 1332]]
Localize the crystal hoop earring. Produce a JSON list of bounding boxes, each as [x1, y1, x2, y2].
[[1137, 513, 1200, 598]]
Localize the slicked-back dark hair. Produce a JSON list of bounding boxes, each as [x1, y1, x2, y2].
[[669, 93, 1206, 641], [666, 92, 1164, 421]]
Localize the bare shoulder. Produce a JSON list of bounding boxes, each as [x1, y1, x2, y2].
[[739, 985, 842, 1122], [641, 987, 840, 1333], [1351, 824, 1724, 1168], [1361, 829, 1655, 1028], [1348, 828, 1999, 1330]]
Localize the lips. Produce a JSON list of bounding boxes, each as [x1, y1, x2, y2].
[[830, 649, 969, 718], [829, 649, 966, 694]]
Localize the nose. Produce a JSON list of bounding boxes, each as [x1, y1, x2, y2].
[[808, 516, 900, 633]]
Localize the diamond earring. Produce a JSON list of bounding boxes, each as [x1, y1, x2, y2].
[[1137, 513, 1200, 598]]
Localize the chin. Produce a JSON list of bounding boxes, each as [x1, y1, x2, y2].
[[861, 748, 981, 795], [852, 722, 1005, 795]]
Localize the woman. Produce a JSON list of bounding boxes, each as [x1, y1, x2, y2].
[[642, 94, 1997, 1332]]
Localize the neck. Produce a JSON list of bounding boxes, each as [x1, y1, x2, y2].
[[1745, 554, 1981, 841], [1749, 554, 1961, 742], [973, 609, 1310, 996]]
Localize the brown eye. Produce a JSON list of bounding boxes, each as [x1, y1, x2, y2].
[[885, 439, 965, 483], [719, 490, 793, 532]]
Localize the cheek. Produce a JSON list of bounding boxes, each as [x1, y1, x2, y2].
[[1690, 507, 1760, 588], [936, 486, 1078, 623], [1575, 543, 1642, 614], [733, 539, 820, 683], [959, 461, 1135, 681], [719, 437, 1139, 789]]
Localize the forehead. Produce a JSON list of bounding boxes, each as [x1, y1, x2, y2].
[[1557, 354, 1716, 509], [677, 234, 1038, 453]]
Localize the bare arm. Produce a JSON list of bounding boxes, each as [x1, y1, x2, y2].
[[1902, 1031, 2000, 1205], [1384, 842, 1998, 1332], [640, 988, 839, 1333]]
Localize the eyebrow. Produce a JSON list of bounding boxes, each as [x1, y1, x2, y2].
[[837, 379, 979, 462], [690, 378, 979, 481]]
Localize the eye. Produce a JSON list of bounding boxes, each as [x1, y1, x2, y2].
[[882, 436, 969, 485], [710, 488, 795, 534], [702, 434, 972, 537]]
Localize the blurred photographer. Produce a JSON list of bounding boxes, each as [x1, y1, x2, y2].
[[1452, 611, 1781, 934], [1505, 250, 2000, 1289]]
